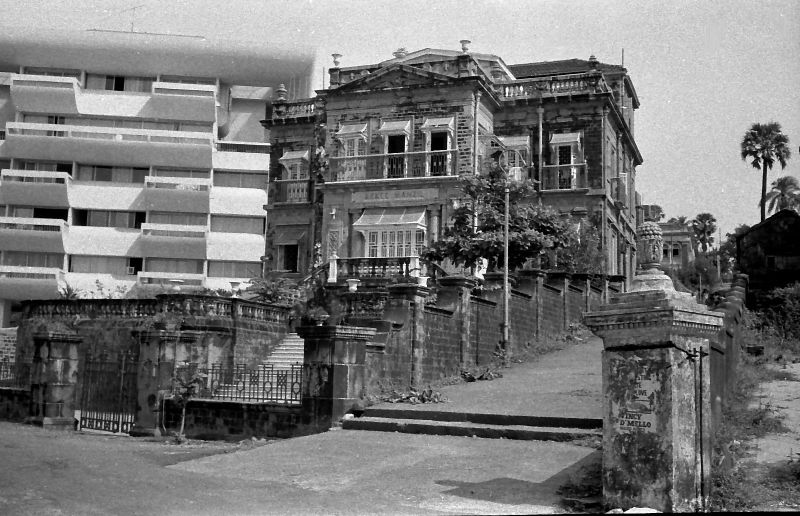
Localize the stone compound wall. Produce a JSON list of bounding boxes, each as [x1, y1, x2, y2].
[[349, 271, 625, 394]]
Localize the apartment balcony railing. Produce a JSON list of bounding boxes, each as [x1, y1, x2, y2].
[[137, 271, 205, 286], [497, 71, 609, 101], [273, 179, 311, 203], [152, 82, 216, 98], [0, 216, 66, 232], [540, 164, 588, 191], [140, 223, 207, 239], [0, 170, 72, 184], [11, 74, 79, 89], [0, 265, 63, 281], [329, 150, 458, 182], [6, 122, 213, 146], [144, 176, 211, 191], [215, 141, 271, 154]]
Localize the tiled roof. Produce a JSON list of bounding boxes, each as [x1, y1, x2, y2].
[[509, 59, 626, 78]]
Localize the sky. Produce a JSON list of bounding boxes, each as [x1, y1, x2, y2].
[[1, 0, 798, 239]]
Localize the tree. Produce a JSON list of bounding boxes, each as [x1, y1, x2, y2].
[[718, 224, 751, 276], [740, 122, 792, 222], [691, 213, 717, 253], [421, 163, 572, 272], [764, 175, 800, 214]]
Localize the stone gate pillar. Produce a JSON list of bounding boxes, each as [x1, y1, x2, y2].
[[31, 331, 82, 430], [297, 325, 375, 434], [584, 221, 723, 512]]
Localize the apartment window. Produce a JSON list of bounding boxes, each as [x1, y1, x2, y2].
[[23, 67, 81, 81], [159, 75, 216, 85], [213, 171, 266, 189], [73, 210, 145, 229], [76, 165, 148, 183], [149, 212, 207, 226], [69, 255, 128, 274], [210, 216, 265, 235], [85, 74, 154, 93], [17, 161, 72, 174], [145, 258, 203, 274], [207, 261, 260, 278], [543, 132, 584, 190], [153, 168, 210, 179], [9, 206, 68, 220], [1, 251, 62, 268]]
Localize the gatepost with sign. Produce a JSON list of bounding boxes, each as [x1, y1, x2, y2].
[[584, 221, 723, 512]]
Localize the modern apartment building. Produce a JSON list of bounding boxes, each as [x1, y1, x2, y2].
[[263, 43, 641, 283], [0, 29, 316, 326]]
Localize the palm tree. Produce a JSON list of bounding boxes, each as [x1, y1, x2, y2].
[[741, 122, 792, 221], [691, 213, 717, 253], [764, 176, 800, 214], [667, 216, 689, 226]]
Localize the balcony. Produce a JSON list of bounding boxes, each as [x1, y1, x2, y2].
[[4, 122, 213, 169], [272, 179, 311, 204], [152, 82, 216, 98], [540, 164, 588, 191], [140, 223, 207, 259], [271, 98, 317, 122], [0, 217, 66, 253], [329, 150, 458, 182], [144, 176, 211, 213], [137, 271, 205, 287], [497, 71, 609, 101], [213, 141, 270, 172], [0, 265, 63, 301], [329, 256, 421, 283], [0, 170, 71, 207]]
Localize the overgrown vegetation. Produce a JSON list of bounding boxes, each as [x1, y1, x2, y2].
[[711, 305, 800, 511]]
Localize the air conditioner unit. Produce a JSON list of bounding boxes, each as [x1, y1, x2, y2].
[[126, 266, 137, 275]]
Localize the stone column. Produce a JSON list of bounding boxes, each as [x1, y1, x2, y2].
[[297, 325, 375, 434], [517, 269, 545, 339], [584, 221, 723, 512], [31, 331, 82, 430], [388, 284, 430, 388]]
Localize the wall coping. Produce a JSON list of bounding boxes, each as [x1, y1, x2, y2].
[[296, 325, 377, 341]]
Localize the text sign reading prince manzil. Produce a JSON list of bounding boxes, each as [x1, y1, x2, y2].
[[351, 188, 440, 204]]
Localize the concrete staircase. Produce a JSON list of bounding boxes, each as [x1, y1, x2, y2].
[[263, 333, 304, 370]]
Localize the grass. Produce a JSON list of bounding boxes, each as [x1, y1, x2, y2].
[[710, 317, 800, 511]]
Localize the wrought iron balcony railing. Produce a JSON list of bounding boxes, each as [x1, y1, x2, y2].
[[540, 163, 588, 191], [329, 256, 422, 283], [215, 141, 271, 154], [329, 149, 457, 181]]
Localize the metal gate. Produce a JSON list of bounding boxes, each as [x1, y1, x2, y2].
[[78, 352, 138, 434]]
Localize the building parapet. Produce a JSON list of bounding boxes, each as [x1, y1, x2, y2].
[[496, 71, 609, 101], [6, 122, 213, 146]]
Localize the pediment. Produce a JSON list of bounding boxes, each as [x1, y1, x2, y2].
[[335, 64, 456, 93]]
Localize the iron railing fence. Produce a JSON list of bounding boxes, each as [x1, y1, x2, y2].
[[174, 362, 302, 405], [0, 360, 32, 389]]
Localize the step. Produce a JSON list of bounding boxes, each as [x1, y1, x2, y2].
[[342, 416, 602, 442], [362, 407, 602, 430]]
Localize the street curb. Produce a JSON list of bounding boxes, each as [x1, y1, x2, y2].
[[342, 416, 602, 442], [362, 407, 602, 429]]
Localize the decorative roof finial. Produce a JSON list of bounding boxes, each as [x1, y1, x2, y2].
[[392, 47, 408, 59], [460, 39, 471, 53], [331, 53, 342, 67], [275, 84, 287, 102], [588, 54, 599, 70]]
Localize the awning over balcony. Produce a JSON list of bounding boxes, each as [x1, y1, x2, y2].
[[498, 135, 529, 148], [378, 120, 411, 136], [335, 123, 368, 140], [352, 207, 426, 229], [549, 132, 582, 147], [278, 150, 309, 162], [274, 226, 307, 245]]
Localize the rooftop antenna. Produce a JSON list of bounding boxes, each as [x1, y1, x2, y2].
[[121, 4, 146, 32]]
